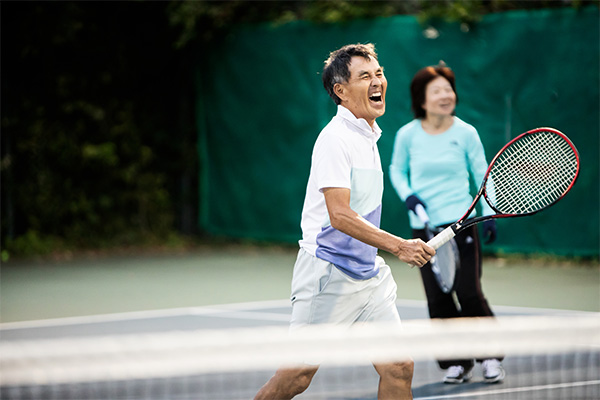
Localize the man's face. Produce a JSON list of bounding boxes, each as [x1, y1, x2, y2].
[[335, 56, 387, 127]]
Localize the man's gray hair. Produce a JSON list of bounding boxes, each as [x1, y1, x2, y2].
[[322, 43, 379, 105]]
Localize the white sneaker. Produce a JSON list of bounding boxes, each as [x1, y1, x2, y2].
[[443, 365, 473, 384], [482, 359, 505, 383]]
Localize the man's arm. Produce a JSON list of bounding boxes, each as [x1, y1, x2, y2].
[[323, 187, 435, 267]]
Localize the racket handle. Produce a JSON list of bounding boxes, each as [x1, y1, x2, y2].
[[428, 226, 456, 250], [414, 204, 430, 224]]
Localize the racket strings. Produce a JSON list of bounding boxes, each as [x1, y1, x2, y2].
[[493, 136, 575, 213], [501, 137, 572, 208], [491, 134, 576, 213], [486, 131, 578, 214]]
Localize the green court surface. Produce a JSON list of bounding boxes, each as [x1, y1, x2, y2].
[[1, 246, 598, 323]]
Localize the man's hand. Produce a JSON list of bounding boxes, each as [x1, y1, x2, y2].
[[393, 238, 435, 268]]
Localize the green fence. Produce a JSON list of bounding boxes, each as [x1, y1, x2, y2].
[[197, 7, 599, 257]]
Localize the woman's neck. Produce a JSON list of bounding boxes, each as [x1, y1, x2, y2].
[[421, 114, 454, 135]]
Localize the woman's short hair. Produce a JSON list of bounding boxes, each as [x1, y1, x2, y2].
[[410, 61, 458, 119], [322, 43, 379, 105]]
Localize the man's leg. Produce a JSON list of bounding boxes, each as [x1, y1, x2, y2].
[[254, 366, 319, 400], [254, 251, 322, 400], [364, 260, 413, 399], [374, 360, 414, 400]]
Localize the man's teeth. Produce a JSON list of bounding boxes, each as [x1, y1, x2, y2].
[[370, 92, 382, 101]]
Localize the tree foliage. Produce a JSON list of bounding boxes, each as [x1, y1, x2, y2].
[[2, 2, 195, 255], [1, 0, 593, 257], [166, 0, 593, 48]]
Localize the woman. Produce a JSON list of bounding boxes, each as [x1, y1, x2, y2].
[[389, 62, 505, 384]]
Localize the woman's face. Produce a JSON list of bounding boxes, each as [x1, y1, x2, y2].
[[422, 76, 456, 118]]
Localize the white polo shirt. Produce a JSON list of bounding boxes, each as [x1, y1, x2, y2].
[[299, 105, 384, 280]]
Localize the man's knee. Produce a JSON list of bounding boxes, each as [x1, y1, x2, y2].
[[255, 366, 318, 400], [376, 360, 414, 381], [278, 367, 317, 394]]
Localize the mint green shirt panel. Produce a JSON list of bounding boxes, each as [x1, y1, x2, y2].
[[389, 117, 494, 228], [349, 168, 383, 218]]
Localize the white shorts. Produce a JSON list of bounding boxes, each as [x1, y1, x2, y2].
[[289, 248, 401, 330]]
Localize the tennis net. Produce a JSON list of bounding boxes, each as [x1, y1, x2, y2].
[[1, 314, 599, 400]]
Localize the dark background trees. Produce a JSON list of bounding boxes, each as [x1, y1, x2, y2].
[[1, 1, 592, 258], [2, 2, 195, 256]]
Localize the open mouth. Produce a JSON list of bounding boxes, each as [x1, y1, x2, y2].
[[369, 92, 383, 103]]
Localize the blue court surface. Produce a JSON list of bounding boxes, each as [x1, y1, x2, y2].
[[1, 299, 598, 400]]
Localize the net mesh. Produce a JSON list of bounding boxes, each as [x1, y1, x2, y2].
[[1, 314, 599, 400], [486, 130, 579, 215]]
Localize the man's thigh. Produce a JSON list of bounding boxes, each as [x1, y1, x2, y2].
[[290, 251, 400, 328]]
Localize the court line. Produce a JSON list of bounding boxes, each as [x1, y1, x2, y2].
[[1, 298, 594, 331], [197, 309, 290, 322], [0, 299, 292, 330], [414, 379, 600, 399]]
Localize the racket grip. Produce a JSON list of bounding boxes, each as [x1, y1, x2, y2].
[[428, 226, 456, 250]]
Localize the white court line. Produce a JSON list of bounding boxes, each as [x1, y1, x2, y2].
[[396, 299, 596, 317], [195, 309, 290, 322], [1, 298, 595, 331], [0, 299, 292, 330], [414, 380, 600, 399], [489, 303, 597, 316]]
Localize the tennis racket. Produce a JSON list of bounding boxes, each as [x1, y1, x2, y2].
[[415, 204, 459, 294], [428, 127, 580, 250]]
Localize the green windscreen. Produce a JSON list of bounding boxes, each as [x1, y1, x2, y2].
[[196, 7, 599, 257]]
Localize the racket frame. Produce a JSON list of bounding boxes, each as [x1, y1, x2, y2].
[[428, 127, 580, 250]]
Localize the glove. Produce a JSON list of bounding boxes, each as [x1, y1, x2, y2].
[[405, 195, 426, 213], [482, 220, 497, 244]]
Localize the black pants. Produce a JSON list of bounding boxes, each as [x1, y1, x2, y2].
[[413, 224, 503, 370]]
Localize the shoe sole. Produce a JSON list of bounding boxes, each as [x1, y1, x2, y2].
[[484, 369, 506, 384], [444, 373, 472, 384]]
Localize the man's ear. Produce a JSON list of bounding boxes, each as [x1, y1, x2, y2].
[[334, 83, 347, 102]]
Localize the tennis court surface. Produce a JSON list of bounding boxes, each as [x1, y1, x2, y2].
[[1, 298, 598, 400]]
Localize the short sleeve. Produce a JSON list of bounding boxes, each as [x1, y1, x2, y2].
[[313, 132, 352, 192]]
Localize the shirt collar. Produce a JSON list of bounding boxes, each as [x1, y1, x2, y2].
[[337, 105, 382, 141]]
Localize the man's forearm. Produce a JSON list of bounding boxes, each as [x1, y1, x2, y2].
[[323, 187, 433, 266], [328, 208, 404, 255]]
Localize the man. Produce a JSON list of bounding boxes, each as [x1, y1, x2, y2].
[[255, 43, 435, 400]]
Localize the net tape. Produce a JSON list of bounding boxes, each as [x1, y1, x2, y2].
[[487, 130, 578, 214], [1, 314, 598, 386]]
